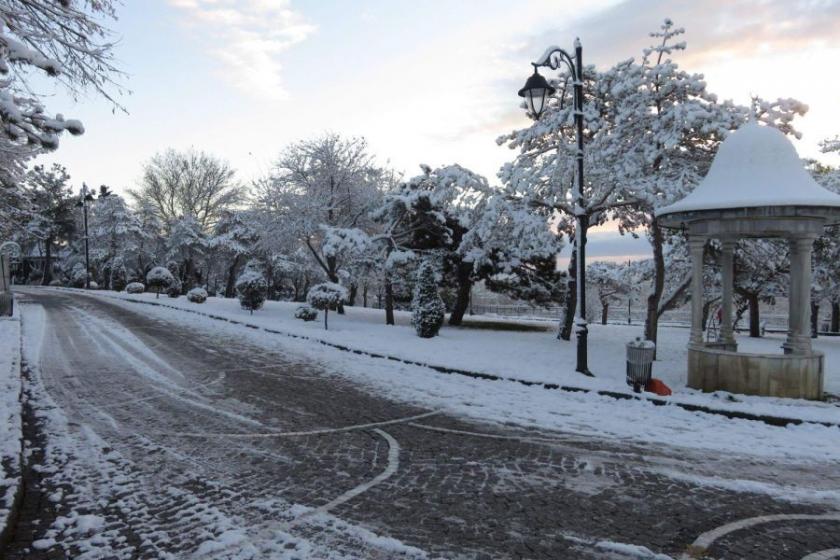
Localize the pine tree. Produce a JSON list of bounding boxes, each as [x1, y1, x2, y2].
[[411, 261, 445, 338]]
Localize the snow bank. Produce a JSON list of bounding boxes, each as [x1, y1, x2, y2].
[[53, 287, 840, 426], [0, 296, 22, 542]]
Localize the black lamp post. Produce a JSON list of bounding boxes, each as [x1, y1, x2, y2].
[[76, 183, 94, 289], [518, 39, 592, 376]]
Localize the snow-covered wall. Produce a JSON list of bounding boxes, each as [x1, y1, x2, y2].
[[0, 297, 22, 546]]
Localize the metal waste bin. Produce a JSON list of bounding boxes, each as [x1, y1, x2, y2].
[[626, 337, 655, 393]]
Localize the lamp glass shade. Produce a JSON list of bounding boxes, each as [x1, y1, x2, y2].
[[526, 88, 547, 118], [518, 70, 555, 119]]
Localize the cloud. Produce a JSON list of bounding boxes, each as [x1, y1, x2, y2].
[[520, 0, 840, 68], [169, 0, 316, 99]]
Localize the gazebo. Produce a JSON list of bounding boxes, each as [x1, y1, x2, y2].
[[657, 121, 840, 400]]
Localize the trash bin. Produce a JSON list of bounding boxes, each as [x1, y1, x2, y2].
[[626, 337, 655, 393]]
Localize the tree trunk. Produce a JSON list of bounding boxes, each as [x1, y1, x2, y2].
[[644, 221, 665, 358], [324, 308, 329, 330], [384, 276, 395, 326], [601, 302, 608, 325], [224, 255, 241, 298], [362, 283, 368, 307], [347, 283, 358, 306], [832, 302, 839, 333], [183, 258, 193, 292], [560, 246, 576, 341], [448, 263, 472, 326], [811, 301, 819, 338], [41, 237, 53, 285], [747, 292, 760, 337]]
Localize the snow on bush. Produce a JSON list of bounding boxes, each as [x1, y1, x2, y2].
[[87, 281, 98, 290], [411, 261, 445, 338], [48, 279, 62, 287], [294, 305, 318, 322], [146, 266, 175, 299], [235, 270, 267, 314], [306, 282, 347, 330], [187, 287, 208, 304], [125, 282, 145, 294]]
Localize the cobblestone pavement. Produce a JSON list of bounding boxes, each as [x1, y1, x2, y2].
[[4, 289, 840, 559]]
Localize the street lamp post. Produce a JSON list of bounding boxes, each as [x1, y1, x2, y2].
[[76, 183, 94, 290], [518, 39, 592, 376]]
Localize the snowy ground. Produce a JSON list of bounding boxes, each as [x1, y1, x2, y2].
[[0, 298, 21, 540], [5, 288, 840, 559], [53, 287, 840, 425], [36, 287, 840, 463]]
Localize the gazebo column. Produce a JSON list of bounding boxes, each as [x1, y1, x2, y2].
[[719, 240, 736, 347], [689, 237, 706, 346], [784, 235, 815, 355]]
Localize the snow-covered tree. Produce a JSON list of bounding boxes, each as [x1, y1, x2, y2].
[[808, 157, 840, 332], [592, 19, 804, 351], [498, 49, 642, 340], [732, 240, 788, 337], [166, 215, 206, 291], [306, 282, 347, 330], [23, 164, 76, 284], [411, 260, 445, 338], [209, 210, 259, 298], [131, 201, 164, 280], [0, 1, 124, 234], [146, 266, 174, 299], [460, 196, 566, 310], [235, 269, 267, 314], [587, 261, 626, 325], [69, 262, 88, 288], [88, 191, 143, 289], [370, 164, 488, 325], [108, 255, 127, 291], [256, 134, 386, 300]]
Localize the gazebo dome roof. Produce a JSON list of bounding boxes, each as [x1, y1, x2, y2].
[[657, 121, 840, 218]]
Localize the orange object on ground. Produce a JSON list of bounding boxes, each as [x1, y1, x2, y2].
[[645, 378, 672, 396]]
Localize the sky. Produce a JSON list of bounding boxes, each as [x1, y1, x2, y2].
[[38, 0, 840, 262]]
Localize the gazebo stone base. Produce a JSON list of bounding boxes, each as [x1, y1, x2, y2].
[[688, 345, 824, 400]]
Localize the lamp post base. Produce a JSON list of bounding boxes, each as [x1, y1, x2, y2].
[[575, 326, 594, 376]]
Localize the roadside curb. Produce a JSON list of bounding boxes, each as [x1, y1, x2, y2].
[[0, 296, 24, 552], [51, 287, 840, 430]]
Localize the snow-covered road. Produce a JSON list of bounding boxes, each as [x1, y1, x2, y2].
[[6, 289, 840, 559]]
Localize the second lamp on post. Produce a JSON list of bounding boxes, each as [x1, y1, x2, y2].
[[518, 38, 592, 377]]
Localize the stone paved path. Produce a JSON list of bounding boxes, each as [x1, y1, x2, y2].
[[4, 289, 839, 559]]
